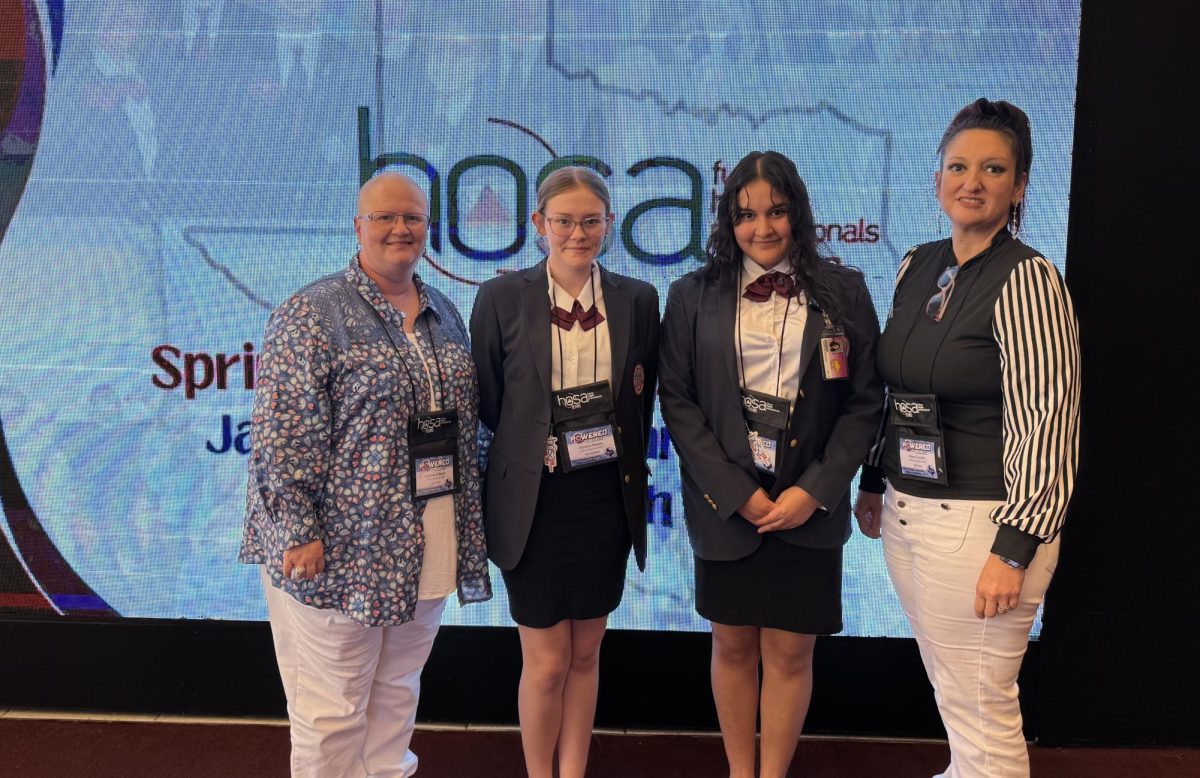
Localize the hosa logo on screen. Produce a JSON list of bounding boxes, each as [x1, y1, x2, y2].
[[356, 108, 879, 278]]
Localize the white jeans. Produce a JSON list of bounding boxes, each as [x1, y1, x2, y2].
[[881, 488, 1059, 778], [262, 568, 446, 778]]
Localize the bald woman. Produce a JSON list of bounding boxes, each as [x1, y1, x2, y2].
[[241, 173, 491, 777]]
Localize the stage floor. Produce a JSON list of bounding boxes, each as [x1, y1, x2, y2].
[[1, 711, 1196, 777]]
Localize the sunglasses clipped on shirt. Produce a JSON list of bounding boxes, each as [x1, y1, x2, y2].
[[926, 265, 960, 322]]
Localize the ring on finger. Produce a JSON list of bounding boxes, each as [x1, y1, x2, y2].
[[292, 566, 307, 579]]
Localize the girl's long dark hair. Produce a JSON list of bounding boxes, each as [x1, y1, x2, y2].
[[705, 151, 860, 325]]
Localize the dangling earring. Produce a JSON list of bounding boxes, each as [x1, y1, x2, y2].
[[535, 234, 549, 254], [932, 178, 945, 236], [1010, 202, 1022, 236]]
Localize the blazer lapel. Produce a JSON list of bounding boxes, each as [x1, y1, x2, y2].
[[600, 266, 631, 403], [708, 275, 740, 395], [793, 302, 826, 401], [521, 261, 552, 396]]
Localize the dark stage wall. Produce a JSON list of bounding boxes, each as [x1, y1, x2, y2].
[[2, 0, 1197, 747], [1035, 0, 1200, 748]]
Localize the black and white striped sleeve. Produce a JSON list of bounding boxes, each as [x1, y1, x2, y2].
[[859, 247, 918, 493], [989, 255, 1081, 565]]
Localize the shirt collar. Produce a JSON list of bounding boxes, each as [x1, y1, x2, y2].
[[739, 256, 807, 303], [740, 255, 792, 285], [956, 228, 1013, 270], [546, 261, 603, 305], [346, 255, 440, 323]]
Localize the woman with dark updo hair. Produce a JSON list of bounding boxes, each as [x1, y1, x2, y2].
[[854, 99, 1081, 777], [659, 151, 883, 777]]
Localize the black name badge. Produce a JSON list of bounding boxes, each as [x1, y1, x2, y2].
[[408, 409, 460, 498], [888, 392, 948, 485], [741, 388, 790, 474], [551, 381, 621, 472]]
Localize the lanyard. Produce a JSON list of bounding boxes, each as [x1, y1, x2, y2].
[[736, 266, 792, 400], [355, 286, 447, 413], [549, 263, 600, 391]]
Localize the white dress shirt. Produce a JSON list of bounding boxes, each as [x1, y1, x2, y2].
[[547, 263, 613, 392], [735, 256, 809, 404], [410, 331, 457, 600]]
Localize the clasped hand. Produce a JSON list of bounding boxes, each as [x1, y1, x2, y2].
[[738, 486, 820, 534]]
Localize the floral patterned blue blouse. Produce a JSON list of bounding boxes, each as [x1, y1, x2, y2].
[[240, 256, 491, 626]]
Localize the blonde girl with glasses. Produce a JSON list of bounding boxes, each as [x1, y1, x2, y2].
[[470, 167, 660, 778]]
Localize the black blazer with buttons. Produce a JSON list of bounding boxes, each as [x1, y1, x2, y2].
[[658, 265, 883, 561], [470, 260, 660, 572]]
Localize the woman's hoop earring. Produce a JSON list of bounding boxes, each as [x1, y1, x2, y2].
[[931, 180, 946, 236]]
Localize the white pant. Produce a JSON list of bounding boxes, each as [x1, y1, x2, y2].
[[262, 568, 446, 778], [881, 488, 1058, 778]]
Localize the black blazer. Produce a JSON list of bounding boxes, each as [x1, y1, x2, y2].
[[658, 266, 883, 561], [470, 261, 660, 571]]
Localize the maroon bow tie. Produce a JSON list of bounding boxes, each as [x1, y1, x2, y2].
[[742, 271, 798, 302], [551, 301, 606, 331]]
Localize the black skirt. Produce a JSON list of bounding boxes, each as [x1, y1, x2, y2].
[[501, 462, 631, 629], [694, 533, 844, 636]]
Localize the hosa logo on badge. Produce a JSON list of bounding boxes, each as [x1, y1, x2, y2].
[[557, 391, 602, 410], [570, 428, 612, 444], [416, 416, 453, 434], [743, 396, 780, 414], [894, 400, 931, 419]]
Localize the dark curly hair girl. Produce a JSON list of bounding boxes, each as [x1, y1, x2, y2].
[[705, 151, 861, 325]]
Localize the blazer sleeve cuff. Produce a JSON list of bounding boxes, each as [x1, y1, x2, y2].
[[858, 464, 886, 494], [711, 475, 761, 522]]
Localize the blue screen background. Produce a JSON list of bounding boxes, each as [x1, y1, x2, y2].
[[0, 0, 1081, 635]]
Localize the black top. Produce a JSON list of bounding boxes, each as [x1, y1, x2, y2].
[[861, 230, 1081, 565]]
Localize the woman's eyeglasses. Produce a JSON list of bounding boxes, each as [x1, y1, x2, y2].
[[544, 216, 609, 237], [356, 211, 430, 228], [926, 265, 960, 322]]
